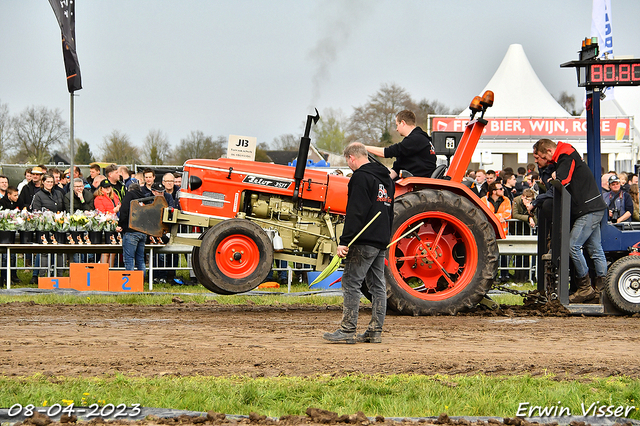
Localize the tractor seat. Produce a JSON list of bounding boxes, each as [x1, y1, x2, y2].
[[430, 164, 449, 180]]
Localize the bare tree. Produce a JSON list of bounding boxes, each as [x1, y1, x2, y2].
[[101, 130, 140, 165], [0, 101, 11, 163], [173, 131, 225, 164], [10, 106, 68, 163], [348, 83, 415, 146], [555, 91, 580, 116], [142, 129, 171, 165], [416, 98, 459, 126], [271, 133, 300, 151]]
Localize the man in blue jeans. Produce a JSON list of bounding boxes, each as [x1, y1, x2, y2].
[[117, 183, 167, 276], [534, 138, 608, 303], [323, 142, 394, 344]]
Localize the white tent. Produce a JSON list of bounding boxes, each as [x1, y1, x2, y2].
[[438, 44, 635, 171], [460, 44, 571, 118]]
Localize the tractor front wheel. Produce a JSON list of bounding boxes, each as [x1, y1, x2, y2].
[[385, 189, 499, 315], [606, 255, 640, 314], [192, 232, 234, 295], [198, 219, 273, 294]]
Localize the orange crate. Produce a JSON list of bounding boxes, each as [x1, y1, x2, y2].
[[108, 271, 144, 292], [38, 277, 70, 290], [69, 263, 110, 291]]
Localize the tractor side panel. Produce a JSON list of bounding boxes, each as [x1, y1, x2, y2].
[[181, 158, 344, 217], [324, 174, 349, 215]]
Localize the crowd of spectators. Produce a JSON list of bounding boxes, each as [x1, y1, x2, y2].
[[0, 163, 183, 285], [462, 162, 640, 237]]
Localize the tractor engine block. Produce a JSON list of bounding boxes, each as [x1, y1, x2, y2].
[[246, 193, 343, 254]]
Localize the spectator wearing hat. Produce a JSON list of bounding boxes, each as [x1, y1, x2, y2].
[[94, 179, 121, 266], [65, 178, 95, 212], [603, 175, 633, 223], [149, 181, 175, 208], [93, 179, 121, 214], [17, 166, 45, 210]]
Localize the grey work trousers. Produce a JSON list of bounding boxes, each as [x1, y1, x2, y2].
[[340, 244, 387, 333]]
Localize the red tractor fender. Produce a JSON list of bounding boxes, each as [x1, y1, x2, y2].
[[393, 176, 507, 240]]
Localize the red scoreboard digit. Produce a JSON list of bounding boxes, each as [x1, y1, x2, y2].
[[587, 60, 640, 86]]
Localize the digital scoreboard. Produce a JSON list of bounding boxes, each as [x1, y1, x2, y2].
[[563, 59, 640, 88], [561, 38, 640, 88]]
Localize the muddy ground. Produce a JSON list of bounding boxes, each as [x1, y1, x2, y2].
[[1, 301, 638, 379]]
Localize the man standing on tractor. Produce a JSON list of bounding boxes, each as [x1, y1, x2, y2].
[[323, 142, 394, 344], [533, 138, 607, 303], [364, 110, 436, 179]]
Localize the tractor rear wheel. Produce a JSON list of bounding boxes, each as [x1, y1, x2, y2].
[[198, 219, 273, 294], [385, 188, 499, 315], [605, 255, 640, 314]]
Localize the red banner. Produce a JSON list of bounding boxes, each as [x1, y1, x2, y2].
[[431, 117, 630, 140]]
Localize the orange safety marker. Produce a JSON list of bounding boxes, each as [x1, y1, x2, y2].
[[69, 263, 110, 291], [108, 271, 144, 292], [38, 277, 71, 290], [257, 281, 280, 289]]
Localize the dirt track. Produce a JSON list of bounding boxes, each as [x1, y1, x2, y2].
[[1, 301, 639, 379]]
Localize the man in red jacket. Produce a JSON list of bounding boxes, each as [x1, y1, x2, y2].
[[534, 138, 607, 303], [323, 142, 394, 344]]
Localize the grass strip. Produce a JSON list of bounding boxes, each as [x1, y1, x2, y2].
[[0, 374, 638, 419], [0, 282, 532, 307]]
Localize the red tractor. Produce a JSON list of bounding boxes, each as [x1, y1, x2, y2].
[[138, 91, 505, 315]]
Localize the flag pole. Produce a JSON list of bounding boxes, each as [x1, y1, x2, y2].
[[69, 92, 75, 213]]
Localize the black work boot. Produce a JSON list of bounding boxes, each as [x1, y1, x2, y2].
[[588, 276, 607, 303], [569, 274, 596, 303], [356, 330, 382, 343], [322, 330, 356, 344]]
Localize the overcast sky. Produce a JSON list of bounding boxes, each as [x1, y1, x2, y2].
[[2, 0, 640, 159]]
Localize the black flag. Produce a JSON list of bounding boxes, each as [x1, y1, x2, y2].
[[48, 0, 82, 92]]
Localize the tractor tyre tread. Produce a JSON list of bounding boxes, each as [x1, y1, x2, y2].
[[385, 188, 498, 315]]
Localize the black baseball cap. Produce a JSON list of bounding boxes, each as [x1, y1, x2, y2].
[[150, 182, 165, 193]]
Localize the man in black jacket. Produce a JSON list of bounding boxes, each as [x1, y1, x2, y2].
[[17, 166, 44, 210], [364, 110, 436, 179], [117, 184, 148, 275], [534, 138, 607, 303], [64, 178, 95, 212], [323, 142, 394, 344]]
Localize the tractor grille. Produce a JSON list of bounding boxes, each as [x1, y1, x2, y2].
[[202, 192, 225, 208]]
